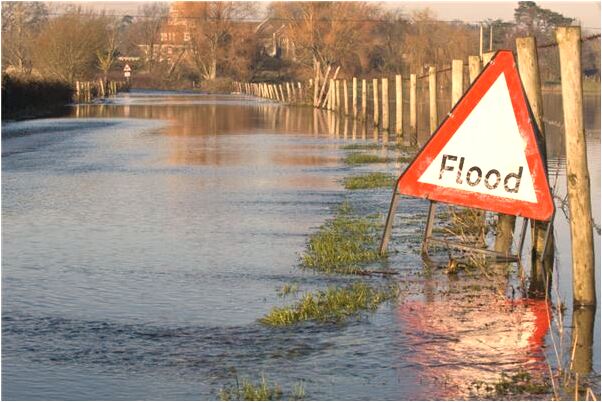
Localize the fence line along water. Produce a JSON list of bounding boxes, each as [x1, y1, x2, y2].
[[233, 27, 597, 308], [74, 79, 128, 103]]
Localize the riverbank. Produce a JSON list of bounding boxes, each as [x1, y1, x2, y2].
[[1, 74, 73, 121]]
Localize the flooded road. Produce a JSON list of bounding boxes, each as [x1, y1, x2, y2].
[[2, 91, 600, 399]]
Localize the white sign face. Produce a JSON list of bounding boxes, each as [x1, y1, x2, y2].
[[124, 64, 132, 72], [124, 71, 131, 78], [417, 73, 537, 203]]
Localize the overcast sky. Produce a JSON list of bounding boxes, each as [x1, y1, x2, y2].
[[54, 1, 601, 30]]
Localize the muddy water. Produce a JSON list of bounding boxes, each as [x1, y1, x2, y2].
[[2, 91, 599, 400]]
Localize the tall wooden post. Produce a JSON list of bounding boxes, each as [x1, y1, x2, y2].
[[372, 78, 379, 127], [489, 24, 493, 51], [343, 79, 349, 116], [428, 66, 438, 133], [395, 74, 402, 135], [336, 79, 341, 112], [556, 26, 596, 307], [451, 59, 464, 106], [381, 77, 389, 131], [352, 77, 358, 118], [468, 55, 481, 83], [361, 79, 367, 120], [409, 74, 417, 142], [516, 36, 555, 297], [313, 62, 321, 106], [479, 24, 483, 58]]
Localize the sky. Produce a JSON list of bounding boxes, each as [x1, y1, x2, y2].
[[51, 0, 602, 30]]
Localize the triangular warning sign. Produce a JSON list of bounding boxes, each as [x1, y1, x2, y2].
[[397, 50, 554, 221]]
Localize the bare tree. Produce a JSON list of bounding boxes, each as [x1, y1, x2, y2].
[[33, 8, 105, 81], [186, 2, 256, 80], [96, 15, 133, 82], [129, 3, 169, 73], [1, 2, 48, 73]]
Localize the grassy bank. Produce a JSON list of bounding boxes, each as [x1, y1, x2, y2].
[[2, 73, 73, 120]]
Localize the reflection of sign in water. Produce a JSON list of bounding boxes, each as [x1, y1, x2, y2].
[[396, 50, 553, 221], [124, 64, 132, 78], [397, 297, 550, 399]]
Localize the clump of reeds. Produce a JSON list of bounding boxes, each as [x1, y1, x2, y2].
[[343, 152, 391, 165], [302, 202, 383, 274], [342, 172, 395, 190], [260, 282, 398, 326]]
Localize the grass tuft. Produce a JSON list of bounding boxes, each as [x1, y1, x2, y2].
[[302, 202, 383, 274], [260, 282, 398, 326], [219, 375, 283, 400], [343, 153, 390, 165], [342, 172, 396, 190], [277, 283, 300, 297]]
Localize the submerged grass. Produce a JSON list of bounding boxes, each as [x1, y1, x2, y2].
[[470, 370, 550, 398], [260, 282, 398, 326], [219, 374, 305, 400], [342, 172, 396, 190], [341, 143, 382, 150], [302, 202, 383, 274], [343, 152, 391, 165]]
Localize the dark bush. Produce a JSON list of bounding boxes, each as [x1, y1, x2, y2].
[[1, 74, 74, 120]]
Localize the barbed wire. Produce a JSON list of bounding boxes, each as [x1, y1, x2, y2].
[[537, 33, 600, 48]]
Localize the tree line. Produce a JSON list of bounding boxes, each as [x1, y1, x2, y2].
[[1, 1, 599, 88]]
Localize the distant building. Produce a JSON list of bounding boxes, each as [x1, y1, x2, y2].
[[138, 2, 297, 76]]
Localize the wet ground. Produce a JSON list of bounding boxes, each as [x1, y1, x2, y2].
[[2, 91, 600, 400]]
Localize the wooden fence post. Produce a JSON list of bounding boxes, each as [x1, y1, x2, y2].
[[342, 79, 348, 115], [352, 77, 358, 118], [468, 55, 481, 83], [428, 66, 438, 134], [361, 79, 367, 120], [279, 84, 286, 102], [395, 74, 402, 136], [381, 77, 389, 131], [479, 24, 483, 58], [451, 59, 464, 106], [317, 65, 331, 107], [313, 61, 321, 106], [409, 73, 417, 142], [372, 78, 379, 127], [556, 26, 596, 307], [336, 79, 341, 113], [516, 36, 555, 297], [482, 51, 495, 66]]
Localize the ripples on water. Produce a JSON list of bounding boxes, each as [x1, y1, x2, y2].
[[2, 91, 600, 399]]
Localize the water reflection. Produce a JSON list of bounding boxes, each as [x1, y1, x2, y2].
[[572, 307, 596, 375], [398, 294, 551, 398]]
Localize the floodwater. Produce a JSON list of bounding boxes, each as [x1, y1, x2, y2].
[[2, 90, 600, 400]]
